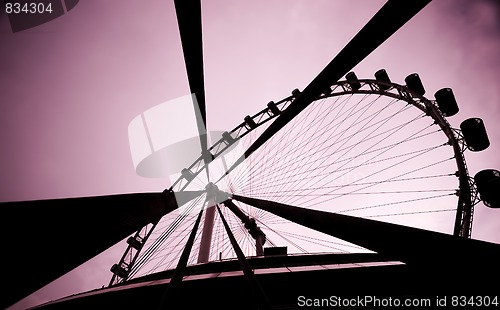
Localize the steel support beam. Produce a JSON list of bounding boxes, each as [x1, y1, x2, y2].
[[173, 0, 210, 179], [216, 205, 271, 310], [198, 183, 217, 263], [228, 193, 500, 280], [223, 199, 266, 256], [0, 190, 203, 309], [158, 207, 204, 308]]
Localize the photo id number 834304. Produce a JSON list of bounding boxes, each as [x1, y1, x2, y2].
[[451, 296, 499, 307], [5, 2, 53, 14]]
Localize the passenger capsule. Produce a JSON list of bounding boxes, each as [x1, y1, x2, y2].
[[374, 69, 391, 90], [181, 168, 195, 181], [434, 88, 459, 117], [127, 236, 142, 250], [405, 73, 425, 96], [267, 101, 281, 115], [110, 264, 128, 278], [291, 88, 301, 98], [345, 72, 361, 91], [474, 169, 500, 208], [222, 131, 235, 144], [460, 118, 490, 152], [244, 115, 257, 129]]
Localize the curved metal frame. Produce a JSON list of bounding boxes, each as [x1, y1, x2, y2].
[[110, 78, 475, 285]]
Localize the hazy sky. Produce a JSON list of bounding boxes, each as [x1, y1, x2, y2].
[[1, 1, 499, 309]]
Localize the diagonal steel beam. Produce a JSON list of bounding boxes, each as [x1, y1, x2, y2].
[[216, 205, 271, 310], [223, 199, 266, 256], [220, 0, 431, 179], [173, 0, 210, 178], [228, 193, 500, 274], [0, 190, 203, 309], [158, 207, 204, 308]]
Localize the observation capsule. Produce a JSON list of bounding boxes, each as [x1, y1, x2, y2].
[[374, 69, 391, 90], [110, 264, 128, 278], [244, 115, 257, 129], [267, 101, 281, 115], [474, 169, 500, 208], [222, 131, 235, 144], [181, 168, 195, 181], [434, 88, 459, 117], [405, 73, 425, 96], [127, 236, 142, 250], [345, 72, 361, 91], [292, 88, 301, 98], [460, 118, 490, 152]]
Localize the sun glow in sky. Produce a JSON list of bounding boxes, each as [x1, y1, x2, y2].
[[1, 1, 499, 309]]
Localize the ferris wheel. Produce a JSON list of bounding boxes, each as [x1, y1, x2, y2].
[[2, 0, 500, 309], [109, 68, 495, 285]]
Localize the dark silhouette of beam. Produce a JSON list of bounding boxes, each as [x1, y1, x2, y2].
[[221, 0, 432, 179], [0, 190, 203, 309], [158, 207, 204, 308], [229, 193, 500, 288], [223, 199, 266, 256], [216, 205, 271, 310], [173, 0, 210, 177]]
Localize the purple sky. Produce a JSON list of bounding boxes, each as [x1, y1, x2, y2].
[[1, 0, 500, 309]]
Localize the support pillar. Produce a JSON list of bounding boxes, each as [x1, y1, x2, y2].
[[197, 183, 218, 263]]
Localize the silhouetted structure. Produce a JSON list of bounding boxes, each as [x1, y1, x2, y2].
[[2, 1, 500, 309]]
